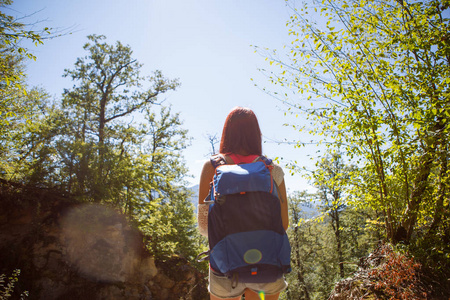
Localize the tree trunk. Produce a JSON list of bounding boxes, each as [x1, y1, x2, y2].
[[334, 210, 344, 279], [292, 206, 311, 300], [400, 152, 433, 242], [95, 93, 107, 202]]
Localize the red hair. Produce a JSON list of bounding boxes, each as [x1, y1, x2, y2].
[[219, 107, 262, 155]]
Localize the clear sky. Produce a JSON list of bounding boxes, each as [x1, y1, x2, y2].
[[8, 0, 317, 193]]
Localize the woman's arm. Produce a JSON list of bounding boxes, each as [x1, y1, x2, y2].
[[277, 180, 289, 231], [199, 160, 215, 204], [197, 160, 215, 237]]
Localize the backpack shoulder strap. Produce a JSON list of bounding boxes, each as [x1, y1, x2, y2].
[[257, 155, 273, 168], [210, 154, 227, 169]]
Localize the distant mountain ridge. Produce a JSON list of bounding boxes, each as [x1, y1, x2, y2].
[[187, 184, 318, 218], [188, 184, 199, 214]]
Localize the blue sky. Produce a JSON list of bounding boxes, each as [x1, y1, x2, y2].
[[9, 0, 317, 193]]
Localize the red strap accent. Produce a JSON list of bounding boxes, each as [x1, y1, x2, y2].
[[227, 153, 259, 164]]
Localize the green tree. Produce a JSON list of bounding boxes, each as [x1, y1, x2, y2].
[[284, 197, 338, 300], [0, 0, 68, 185], [0, 0, 51, 127], [61, 34, 180, 202], [284, 191, 312, 300], [57, 36, 201, 260], [0, 58, 56, 183], [130, 106, 198, 260], [0, 0, 49, 86], [262, 0, 450, 245], [284, 190, 375, 299], [313, 153, 349, 278]]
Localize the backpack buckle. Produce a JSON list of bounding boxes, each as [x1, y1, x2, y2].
[[203, 193, 214, 204]]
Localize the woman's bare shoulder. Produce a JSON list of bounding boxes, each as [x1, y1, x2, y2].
[[270, 162, 285, 186], [200, 158, 215, 179]]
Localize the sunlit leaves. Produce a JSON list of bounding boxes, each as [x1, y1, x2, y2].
[[264, 0, 450, 243]]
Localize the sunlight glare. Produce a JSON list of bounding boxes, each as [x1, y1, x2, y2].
[[258, 291, 265, 300]]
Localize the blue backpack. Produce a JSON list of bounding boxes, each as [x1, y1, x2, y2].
[[201, 155, 291, 284]]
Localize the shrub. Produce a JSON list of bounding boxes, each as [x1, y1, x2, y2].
[[0, 269, 28, 299], [369, 246, 426, 300]]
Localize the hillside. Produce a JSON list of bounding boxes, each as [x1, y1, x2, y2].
[[0, 180, 209, 300]]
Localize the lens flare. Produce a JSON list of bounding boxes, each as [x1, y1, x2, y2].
[[60, 204, 138, 282], [243, 249, 262, 264], [258, 291, 265, 300]]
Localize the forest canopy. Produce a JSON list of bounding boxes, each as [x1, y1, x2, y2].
[[0, 3, 201, 260], [260, 0, 449, 245]]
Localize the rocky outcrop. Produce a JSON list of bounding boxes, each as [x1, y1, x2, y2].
[[0, 180, 208, 299]]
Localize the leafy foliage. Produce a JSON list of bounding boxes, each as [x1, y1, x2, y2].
[[0, 0, 53, 139], [0, 269, 28, 299], [257, 0, 450, 297], [58, 34, 181, 201], [260, 0, 450, 245], [369, 245, 426, 299], [0, 30, 202, 262], [0, 0, 49, 87], [282, 191, 376, 299], [313, 153, 356, 279]]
